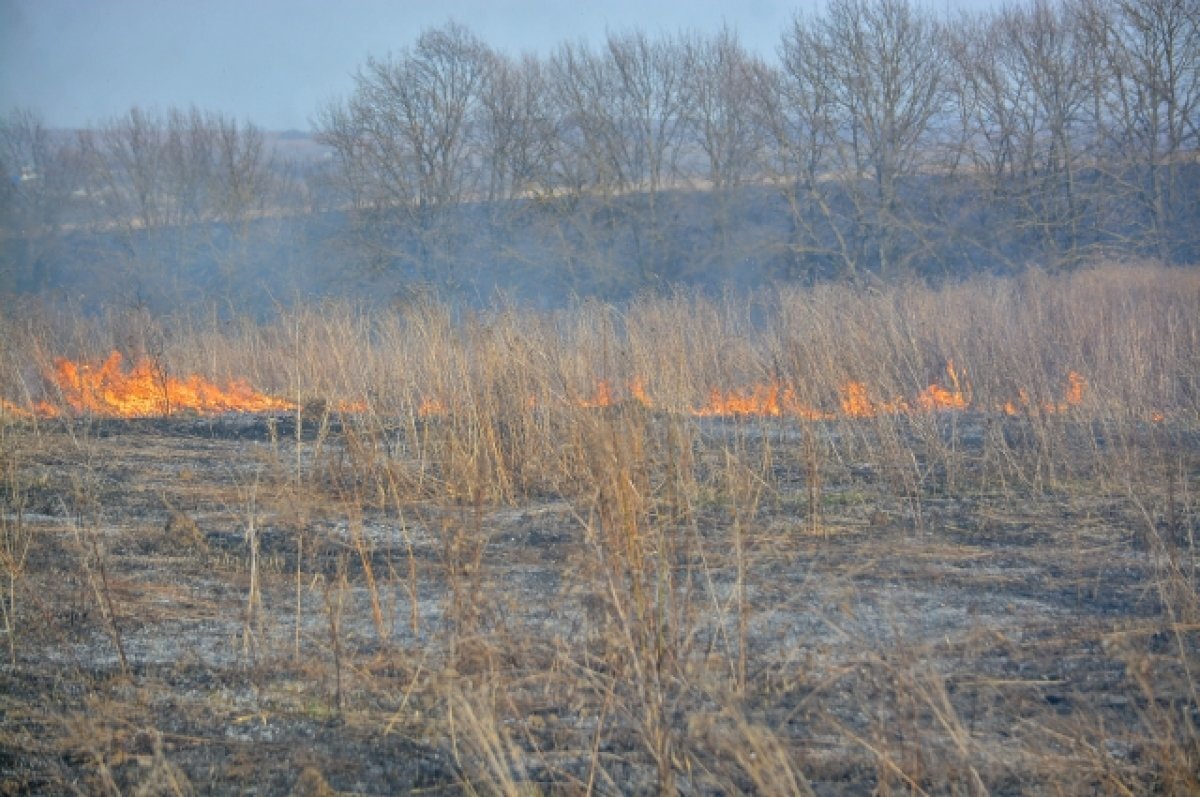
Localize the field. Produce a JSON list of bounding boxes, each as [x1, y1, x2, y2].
[[1, 264, 1198, 795]]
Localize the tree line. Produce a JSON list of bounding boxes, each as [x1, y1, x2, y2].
[[2, 0, 1197, 308]]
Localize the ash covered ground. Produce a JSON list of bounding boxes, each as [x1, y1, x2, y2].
[[1, 411, 1197, 795]]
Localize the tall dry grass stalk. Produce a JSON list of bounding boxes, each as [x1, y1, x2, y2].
[[9, 263, 1196, 440], [2, 261, 1197, 793]]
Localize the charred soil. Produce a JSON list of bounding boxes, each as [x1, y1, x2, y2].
[[1, 410, 1197, 795]]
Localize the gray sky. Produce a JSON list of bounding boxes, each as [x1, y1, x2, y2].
[[1, 0, 991, 132]]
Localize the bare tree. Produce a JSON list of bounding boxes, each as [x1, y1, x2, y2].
[[822, 0, 949, 275], [0, 109, 82, 237], [681, 27, 764, 276], [479, 53, 557, 204], [762, 0, 947, 280], [606, 31, 692, 201], [946, 10, 1039, 266], [70, 106, 282, 306], [683, 28, 760, 194], [84, 106, 277, 230], [159, 107, 217, 226], [0, 109, 87, 294], [1085, 0, 1200, 262], [213, 114, 272, 226], [546, 31, 693, 286], [317, 22, 492, 286], [756, 15, 851, 279], [1008, 0, 1096, 258], [81, 107, 168, 232]]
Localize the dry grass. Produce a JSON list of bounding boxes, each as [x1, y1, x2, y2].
[[0, 261, 1197, 794]]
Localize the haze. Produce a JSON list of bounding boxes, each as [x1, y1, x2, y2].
[[0, 0, 1002, 132], [0, 0, 795, 131]]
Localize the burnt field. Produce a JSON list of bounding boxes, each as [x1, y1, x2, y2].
[[2, 410, 1197, 795], [1, 265, 1199, 794]]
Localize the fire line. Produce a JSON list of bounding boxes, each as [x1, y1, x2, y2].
[[0, 352, 1092, 421]]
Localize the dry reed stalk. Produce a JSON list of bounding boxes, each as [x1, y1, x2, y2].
[[1, 262, 1198, 794]]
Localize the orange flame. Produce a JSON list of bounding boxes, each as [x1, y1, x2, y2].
[[630, 376, 652, 408], [43, 352, 294, 418], [915, 361, 970, 412], [840, 382, 876, 418], [3, 354, 1100, 422], [417, 396, 447, 417], [693, 382, 829, 419], [838, 382, 910, 417], [692, 362, 1082, 421], [0, 398, 36, 419], [576, 379, 654, 410], [332, 398, 370, 414], [1001, 371, 1086, 416], [578, 380, 616, 409], [696, 383, 779, 417], [1064, 372, 1085, 407]]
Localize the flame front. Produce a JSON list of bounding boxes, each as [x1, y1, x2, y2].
[[417, 397, 448, 417], [576, 378, 654, 410], [916, 361, 970, 412], [578, 380, 617, 409], [695, 382, 827, 420], [45, 352, 294, 418], [0, 398, 35, 419], [1002, 371, 1087, 416], [4, 352, 1094, 421]]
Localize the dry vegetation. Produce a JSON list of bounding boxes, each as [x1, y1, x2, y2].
[[1, 262, 1198, 795]]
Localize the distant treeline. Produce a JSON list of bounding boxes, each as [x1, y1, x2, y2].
[[2, 0, 1197, 312]]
